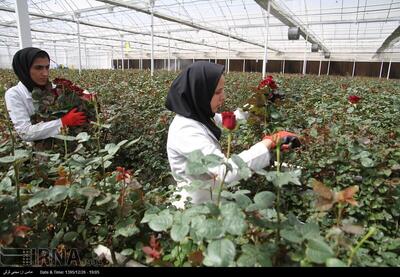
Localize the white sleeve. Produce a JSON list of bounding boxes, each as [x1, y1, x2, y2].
[[213, 108, 249, 127], [178, 125, 270, 185], [5, 91, 62, 142]]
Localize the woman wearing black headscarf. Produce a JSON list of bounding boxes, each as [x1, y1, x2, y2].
[[166, 61, 284, 208], [5, 47, 86, 142]]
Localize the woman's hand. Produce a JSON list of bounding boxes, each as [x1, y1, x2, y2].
[[262, 131, 300, 150]]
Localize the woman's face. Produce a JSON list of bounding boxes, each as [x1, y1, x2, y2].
[[210, 75, 225, 113], [30, 57, 50, 86]]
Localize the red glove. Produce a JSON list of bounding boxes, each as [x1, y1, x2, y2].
[[61, 108, 87, 127], [263, 131, 300, 150]]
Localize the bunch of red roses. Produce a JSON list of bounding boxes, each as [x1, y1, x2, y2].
[[30, 78, 97, 151], [257, 75, 284, 103]]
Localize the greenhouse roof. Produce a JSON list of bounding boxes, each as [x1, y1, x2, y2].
[[0, 0, 399, 67]]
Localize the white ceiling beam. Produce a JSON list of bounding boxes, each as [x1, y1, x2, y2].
[[255, 0, 330, 54], [96, 0, 281, 52], [0, 5, 231, 52]]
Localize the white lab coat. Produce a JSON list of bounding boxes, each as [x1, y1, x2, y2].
[[5, 82, 62, 142], [167, 109, 271, 208]]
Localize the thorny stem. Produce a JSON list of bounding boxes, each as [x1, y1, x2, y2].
[[94, 97, 105, 179], [217, 132, 232, 206], [226, 132, 232, 159], [216, 166, 229, 207], [4, 102, 22, 224], [337, 203, 344, 227], [14, 163, 22, 225], [347, 226, 376, 266]]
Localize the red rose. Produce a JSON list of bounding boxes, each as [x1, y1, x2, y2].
[[258, 76, 278, 90], [221, 111, 236, 130], [348, 95, 361, 104]]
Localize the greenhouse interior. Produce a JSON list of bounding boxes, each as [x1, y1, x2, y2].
[[0, 0, 399, 269]]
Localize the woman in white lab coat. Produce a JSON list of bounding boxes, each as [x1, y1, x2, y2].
[[165, 61, 297, 208], [5, 47, 86, 142]]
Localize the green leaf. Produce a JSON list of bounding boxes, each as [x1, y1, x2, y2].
[[78, 187, 101, 198], [281, 229, 303, 244], [298, 222, 320, 240], [96, 193, 113, 206], [54, 134, 77, 141], [117, 140, 129, 148], [89, 215, 101, 225], [203, 239, 236, 267], [310, 128, 318, 138], [48, 186, 69, 203], [361, 157, 375, 168], [104, 143, 121, 156], [237, 253, 257, 267], [237, 244, 258, 266], [63, 231, 78, 242], [125, 137, 141, 148], [120, 249, 134, 256], [266, 170, 302, 187], [0, 177, 12, 191], [234, 193, 252, 209], [171, 222, 190, 242], [326, 258, 347, 267], [0, 150, 30, 163], [306, 239, 334, 264], [104, 161, 112, 169], [27, 190, 49, 208], [221, 202, 247, 235], [76, 132, 90, 142], [231, 155, 251, 180], [254, 191, 276, 209], [148, 210, 173, 232], [192, 218, 224, 241], [115, 218, 139, 238]]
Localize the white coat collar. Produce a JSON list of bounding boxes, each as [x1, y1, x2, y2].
[[17, 81, 32, 99]]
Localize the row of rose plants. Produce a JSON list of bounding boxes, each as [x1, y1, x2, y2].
[[0, 69, 399, 266]]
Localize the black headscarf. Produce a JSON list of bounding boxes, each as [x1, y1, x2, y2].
[[166, 61, 225, 140], [12, 47, 50, 92]]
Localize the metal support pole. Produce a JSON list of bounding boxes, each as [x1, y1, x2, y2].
[[111, 46, 114, 69], [262, 1, 270, 79], [283, 59, 286, 74], [76, 17, 82, 74], [303, 33, 308, 75], [327, 59, 331, 75], [7, 45, 12, 65], [53, 40, 57, 67], [215, 45, 218, 64], [168, 32, 171, 71], [243, 59, 245, 72], [15, 0, 32, 48], [150, 0, 155, 77], [174, 57, 177, 72], [64, 49, 68, 67], [352, 59, 356, 77], [120, 35, 124, 70], [379, 60, 383, 78], [318, 59, 322, 76], [139, 45, 143, 70], [227, 30, 231, 74], [84, 39, 88, 69], [387, 59, 392, 79]]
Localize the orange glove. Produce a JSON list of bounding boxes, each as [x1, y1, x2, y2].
[[263, 131, 300, 150], [61, 108, 87, 127]]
